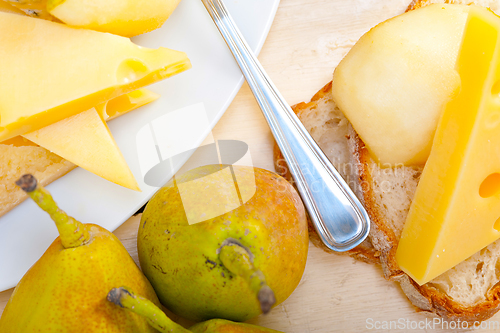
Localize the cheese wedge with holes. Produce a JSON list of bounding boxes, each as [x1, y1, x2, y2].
[[0, 11, 190, 142], [396, 6, 500, 285], [19, 89, 159, 190]]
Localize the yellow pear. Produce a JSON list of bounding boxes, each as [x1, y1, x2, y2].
[[0, 174, 160, 332], [47, 0, 182, 37]]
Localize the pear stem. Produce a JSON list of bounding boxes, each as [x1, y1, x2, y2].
[[218, 240, 276, 314], [16, 174, 90, 249], [107, 287, 191, 333]]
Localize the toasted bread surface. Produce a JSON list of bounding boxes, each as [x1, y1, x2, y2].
[[0, 143, 76, 217]]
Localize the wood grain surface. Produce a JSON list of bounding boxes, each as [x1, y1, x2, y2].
[[3, 1, 499, 332]]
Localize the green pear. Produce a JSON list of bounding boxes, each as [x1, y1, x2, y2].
[[107, 286, 283, 333], [0, 174, 160, 332], [137, 165, 308, 322]]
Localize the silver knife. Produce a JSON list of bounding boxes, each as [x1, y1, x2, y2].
[[200, 0, 370, 252]]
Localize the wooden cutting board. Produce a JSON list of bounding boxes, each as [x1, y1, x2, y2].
[[3, 1, 500, 331]]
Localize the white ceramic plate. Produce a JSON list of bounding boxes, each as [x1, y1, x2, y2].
[[0, 0, 280, 292]]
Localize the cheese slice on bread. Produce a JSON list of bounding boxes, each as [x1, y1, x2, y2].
[[275, 81, 500, 323], [274, 0, 500, 322]]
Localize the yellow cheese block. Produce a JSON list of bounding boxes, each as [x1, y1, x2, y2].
[[20, 89, 159, 190], [396, 7, 500, 285], [0, 11, 190, 142]]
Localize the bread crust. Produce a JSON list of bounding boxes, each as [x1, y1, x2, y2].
[[346, 130, 404, 278], [398, 274, 500, 322]]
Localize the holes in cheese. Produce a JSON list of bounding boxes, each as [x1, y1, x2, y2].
[[479, 173, 500, 198], [116, 59, 149, 84], [494, 217, 500, 232], [100, 88, 160, 121]]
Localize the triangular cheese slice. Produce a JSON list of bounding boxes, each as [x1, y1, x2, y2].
[[0, 11, 190, 142], [19, 89, 159, 190], [23, 108, 139, 190]]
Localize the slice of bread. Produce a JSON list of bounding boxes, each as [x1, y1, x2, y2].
[[348, 119, 500, 322], [275, 80, 500, 322], [274, 1, 500, 319]]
